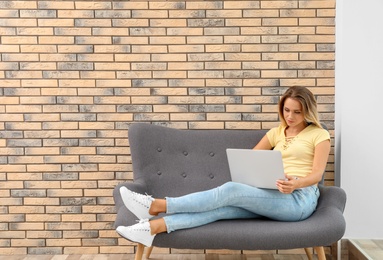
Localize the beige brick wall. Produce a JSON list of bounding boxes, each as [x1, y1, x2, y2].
[[0, 0, 335, 255]]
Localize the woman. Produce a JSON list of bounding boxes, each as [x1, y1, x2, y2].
[[116, 86, 331, 247]]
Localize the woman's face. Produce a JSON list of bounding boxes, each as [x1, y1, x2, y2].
[[283, 98, 305, 128]]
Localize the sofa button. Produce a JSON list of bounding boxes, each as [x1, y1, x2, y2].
[[183, 151, 188, 156], [209, 152, 215, 157], [157, 148, 162, 152], [209, 173, 214, 179], [181, 172, 187, 178], [157, 171, 162, 175]]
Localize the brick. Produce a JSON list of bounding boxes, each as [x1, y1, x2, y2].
[[279, 44, 315, 52], [0, 80, 20, 87], [79, 172, 115, 180], [279, 27, 315, 35], [20, 96, 56, 105], [17, 27, 53, 35], [78, 80, 111, 88], [0, 45, 20, 53], [20, 9, 56, 18], [0, 19, 37, 27], [45, 223, 80, 230], [28, 247, 63, 255], [11, 239, 45, 247], [58, 10, 94, 18], [76, 36, 111, 45], [262, 35, 298, 43], [261, 1, 298, 8], [299, 35, 335, 43], [299, 1, 335, 8], [280, 79, 316, 86], [26, 231, 62, 239], [226, 104, 261, 113], [9, 222, 44, 230], [21, 79, 57, 87], [3, 54, 39, 62], [9, 206, 45, 214], [262, 53, 298, 61], [57, 62, 93, 71], [280, 9, 316, 17], [280, 61, 315, 69], [61, 147, 96, 155], [298, 70, 334, 78], [132, 10, 168, 18], [0, 248, 27, 255], [64, 247, 98, 254], [187, 36, 223, 44], [43, 71, 79, 79], [23, 180, 60, 189], [317, 27, 335, 35], [75, 1, 112, 10], [80, 71, 116, 79], [167, 96, 204, 104], [300, 52, 334, 60], [2, 36, 37, 44], [46, 206, 82, 214], [38, 1, 74, 9], [6, 71, 42, 79], [46, 239, 81, 247], [225, 122, 262, 130], [317, 9, 336, 17], [38, 19, 74, 27], [39, 36, 74, 44], [262, 70, 298, 78]]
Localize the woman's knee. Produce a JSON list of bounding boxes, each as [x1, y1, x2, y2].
[[219, 181, 246, 195]]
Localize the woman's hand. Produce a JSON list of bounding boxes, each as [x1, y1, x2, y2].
[[276, 175, 300, 194]]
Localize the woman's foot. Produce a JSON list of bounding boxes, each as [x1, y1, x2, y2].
[[120, 186, 155, 220], [116, 219, 156, 247]]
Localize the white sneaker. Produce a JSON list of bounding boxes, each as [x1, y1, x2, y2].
[[116, 219, 155, 247], [120, 186, 155, 220]]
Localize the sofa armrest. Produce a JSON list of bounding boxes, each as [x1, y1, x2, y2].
[[318, 184, 347, 213]]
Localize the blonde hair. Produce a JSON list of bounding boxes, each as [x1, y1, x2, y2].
[[278, 86, 322, 128]]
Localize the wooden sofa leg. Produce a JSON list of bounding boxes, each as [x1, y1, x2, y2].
[[314, 246, 326, 260], [146, 246, 154, 259], [304, 247, 313, 260], [135, 243, 145, 260]]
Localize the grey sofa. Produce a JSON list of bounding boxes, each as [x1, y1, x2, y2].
[[113, 123, 346, 260]]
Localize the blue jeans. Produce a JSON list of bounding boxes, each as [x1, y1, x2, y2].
[[163, 181, 319, 233]]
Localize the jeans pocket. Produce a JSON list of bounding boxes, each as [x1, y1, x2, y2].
[[298, 186, 319, 220]]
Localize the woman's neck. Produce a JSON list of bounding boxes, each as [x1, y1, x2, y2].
[[285, 122, 307, 137]]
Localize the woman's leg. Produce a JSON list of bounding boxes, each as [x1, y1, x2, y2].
[[163, 206, 261, 233], [166, 181, 319, 222]]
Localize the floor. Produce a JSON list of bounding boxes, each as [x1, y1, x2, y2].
[[348, 239, 383, 260], [1, 240, 383, 260], [0, 254, 313, 260]]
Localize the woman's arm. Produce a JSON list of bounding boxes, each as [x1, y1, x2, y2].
[[253, 135, 273, 150], [276, 139, 331, 194]]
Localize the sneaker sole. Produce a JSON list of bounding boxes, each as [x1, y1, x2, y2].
[[116, 226, 154, 247]]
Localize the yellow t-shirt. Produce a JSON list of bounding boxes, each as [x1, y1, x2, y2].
[[266, 124, 330, 178]]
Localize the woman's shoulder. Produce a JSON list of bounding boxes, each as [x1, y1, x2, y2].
[[305, 124, 330, 140], [306, 124, 328, 133], [268, 124, 285, 134]]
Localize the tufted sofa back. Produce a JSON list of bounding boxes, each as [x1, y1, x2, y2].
[[128, 123, 267, 198]]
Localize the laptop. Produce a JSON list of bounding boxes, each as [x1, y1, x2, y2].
[[226, 149, 285, 189]]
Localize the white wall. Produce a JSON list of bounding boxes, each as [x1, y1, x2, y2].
[[336, 0, 383, 238]]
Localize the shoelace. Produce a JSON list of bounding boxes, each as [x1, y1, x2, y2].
[[130, 219, 150, 231], [137, 218, 149, 224], [133, 192, 154, 207]]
